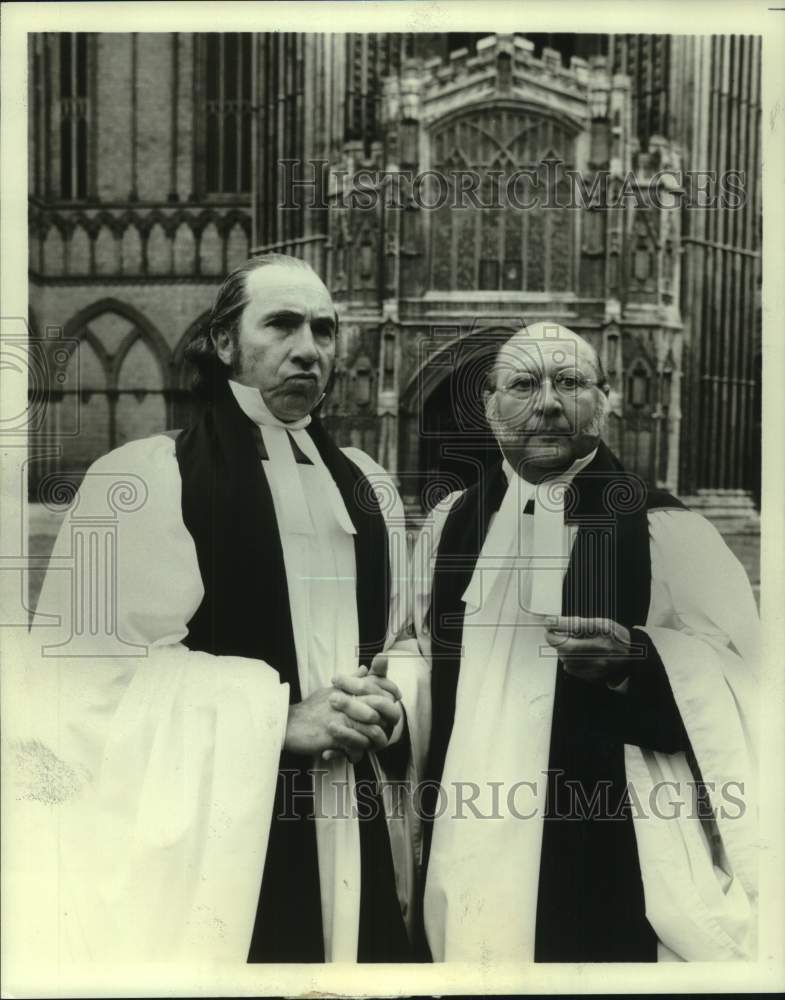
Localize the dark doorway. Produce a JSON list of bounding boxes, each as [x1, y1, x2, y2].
[[418, 333, 508, 509]]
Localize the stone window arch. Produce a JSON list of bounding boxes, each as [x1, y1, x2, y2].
[[41, 302, 173, 478], [427, 103, 578, 293]]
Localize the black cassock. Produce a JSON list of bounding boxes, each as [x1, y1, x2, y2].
[[174, 380, 410, 963], [419, 442, 695, 962]]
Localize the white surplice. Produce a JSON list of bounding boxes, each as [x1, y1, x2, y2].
[[404, 466, 759, 963], [4, 385, 409, 967]]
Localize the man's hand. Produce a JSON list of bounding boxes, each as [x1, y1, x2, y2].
[[331, 653, 403, 737], [284, 669, 389, 759], [331, 653, 403, 709], [322, 656, 404, 763], [544, 616, 633, 685]]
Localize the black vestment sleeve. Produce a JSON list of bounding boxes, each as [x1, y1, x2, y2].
[[375, 708, 411, 782]]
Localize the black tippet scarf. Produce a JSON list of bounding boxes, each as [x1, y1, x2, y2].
[[174, 379, 409, 963], [421, 441, 691, 962]]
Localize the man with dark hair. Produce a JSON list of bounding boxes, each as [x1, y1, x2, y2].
[[21, 255, 413, 963], [407, 322, 759, 963]]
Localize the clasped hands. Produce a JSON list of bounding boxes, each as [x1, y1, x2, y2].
[[544, 615, 634, 686], [284, 653, 403, 763]]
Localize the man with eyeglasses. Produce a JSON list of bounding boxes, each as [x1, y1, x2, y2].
[[406, 322, 758, 963]]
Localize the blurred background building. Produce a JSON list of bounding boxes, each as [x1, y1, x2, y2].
[[28, 31, 762, 537]]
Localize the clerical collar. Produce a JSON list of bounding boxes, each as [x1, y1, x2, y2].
[[226, 378, 356, 537], [501, 447, 598, 487], [228, 379, 312, 430]]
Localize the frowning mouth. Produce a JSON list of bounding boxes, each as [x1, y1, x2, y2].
[[285, 373, 319, 384]]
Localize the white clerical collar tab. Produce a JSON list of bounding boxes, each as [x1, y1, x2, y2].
[[229, 380, 356, 537], [461, 473, 535, 611], [228, 379, 311, 430], [462, 451, 600, 615]]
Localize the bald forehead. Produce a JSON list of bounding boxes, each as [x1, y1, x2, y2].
[[245, 262, 330, 299], [492, 325, 600, 382]]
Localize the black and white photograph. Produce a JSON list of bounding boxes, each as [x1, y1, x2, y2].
[[1, 1, 783, 996]]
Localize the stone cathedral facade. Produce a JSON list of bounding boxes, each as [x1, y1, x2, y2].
[[28, 32, 761, 523]]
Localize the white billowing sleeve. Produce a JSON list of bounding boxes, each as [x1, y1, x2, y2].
[[625, 509, 760, 961], [383, 491, 464, 883], [5, 436, 290, 970], [338, 448, 437, 925], [340, 447, 435, 747], [341, 447, 412, 650], [396, 491, 465, 779]]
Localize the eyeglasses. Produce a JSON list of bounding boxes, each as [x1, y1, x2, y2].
[[496, 369, 597, 398]]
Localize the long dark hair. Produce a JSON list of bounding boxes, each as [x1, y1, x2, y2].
[[184, 253, 317, 400]]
